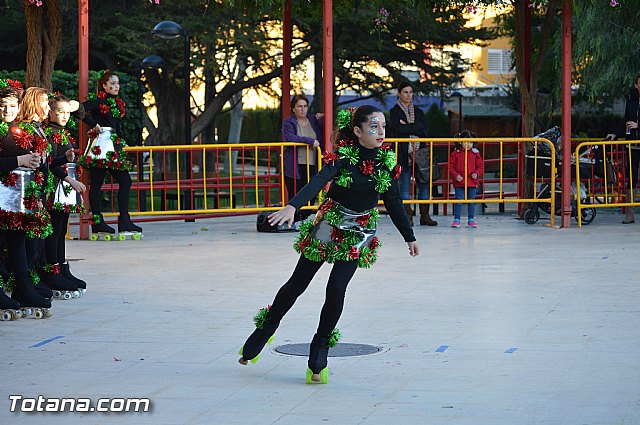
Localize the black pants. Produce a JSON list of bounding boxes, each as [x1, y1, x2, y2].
[[626, 148, 640, 190], [89, 168, 132, 216], [268, 256, 358, 337], [285, 164, 318, 220], [6, 230, 30, 285], [45, 212, 69, 265]]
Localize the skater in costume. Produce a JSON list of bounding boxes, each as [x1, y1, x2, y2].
[[0, 83, 43, 319], [239, 105, 419, 383], [44, 94, 87, 293], [79, 70, 141, 235], [282, 93, 325, 221], [16, 87, 80, 298], [0, 85, 55, 317]]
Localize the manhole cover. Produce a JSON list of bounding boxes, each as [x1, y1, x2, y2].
[[274, 343, 381, 357]]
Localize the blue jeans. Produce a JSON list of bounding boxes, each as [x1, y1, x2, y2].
[[398, 171, 430, 201], [453, 186, 477, 221]]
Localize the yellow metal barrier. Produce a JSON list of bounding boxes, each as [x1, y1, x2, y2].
[[80, 138, 556, 231]]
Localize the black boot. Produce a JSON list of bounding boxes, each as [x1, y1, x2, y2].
[[12, 277, 52, 319], [35, 281, 53, 299], [307, 334, 330, 383], [38, 267, 79, 300], [239, 321, 279, 365], [118, 214, 142, 233], [92, 214, 115, 234], [60, 263, 86, 291], [0, 290, 22, 321]]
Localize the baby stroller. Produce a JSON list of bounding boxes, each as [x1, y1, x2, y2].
[[523, 126, 596, 225]]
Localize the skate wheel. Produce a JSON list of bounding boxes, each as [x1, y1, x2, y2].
[[90, 234, 98, 241], [63, 292, 72, 300], [133, 233, 142, 240], [34, 310, 44, 319], [2, 311, 11, 321], [306, 368, 313, 384], [53, 290, 62, 298], [267, 334, 276, 345], [104, 234, 112, 241], [72, 291, 81, 298], [250, 353, 261, 364], [117, 234, 126, 241], [22, 308, 32, 316], [80, 288, 87, 295], [44, 309, 52, 318], [12, 310, 22, 320]]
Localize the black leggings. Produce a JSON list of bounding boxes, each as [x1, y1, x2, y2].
[[268, 256, 358, 337], [45, 212, 69, 265], [89, 168, 132, 215], [6, 230, 30, 285]]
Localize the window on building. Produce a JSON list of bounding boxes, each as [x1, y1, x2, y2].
[[487, 49, 514, 74]]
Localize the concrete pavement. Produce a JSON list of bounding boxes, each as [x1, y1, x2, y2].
[[1, 209, 639, 425]]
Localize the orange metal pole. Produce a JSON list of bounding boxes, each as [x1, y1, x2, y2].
[[517, 4, 531, 215], [561, 0, 572, 227], [323, 0, 333, 151], [78, 0, 90, 239], [282, 0, 292, 124]]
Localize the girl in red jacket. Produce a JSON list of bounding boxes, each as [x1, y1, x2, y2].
[[448, 130, 483, 228]]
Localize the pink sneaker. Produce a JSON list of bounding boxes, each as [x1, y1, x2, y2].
[[451, 220, 461, 228], [468, 220, 477, 228]]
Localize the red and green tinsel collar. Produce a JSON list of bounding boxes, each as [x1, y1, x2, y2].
[[322, 141, 400, 193], [88, 91, 126, 119]]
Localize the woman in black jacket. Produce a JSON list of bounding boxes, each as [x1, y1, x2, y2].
[[388, 81, 437, 226], [80, 70, 141, 235]]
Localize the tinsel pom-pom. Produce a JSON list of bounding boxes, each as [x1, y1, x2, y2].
[[376, 148, 397, 170], [253, 305, 271, 329], [303, 239, 324, 262], [322, 151, 339, 165], [337, 145, 359, 165], [0, 121, 7, 137], [336, 109, 352, 130], [371, 169, 392, 193], [328, 328, 341, 347], [325, 209, 344, 227], [334, 168, 353, 188]]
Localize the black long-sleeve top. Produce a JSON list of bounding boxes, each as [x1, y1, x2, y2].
[[0, 122, 66, 182], [288, 141, 416, 242], [47, 122, 74, 181], [82, 93, 124, 141], [388, 104, 428, 169]]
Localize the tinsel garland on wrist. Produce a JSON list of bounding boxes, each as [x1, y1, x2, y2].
[[253, 305, 271, 329], [293, 202, 381, 269]]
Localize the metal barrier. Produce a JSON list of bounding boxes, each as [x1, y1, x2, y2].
[[575, 140, 639, 226], [387, 138, 556, 226], [72, 137, 557, 236]]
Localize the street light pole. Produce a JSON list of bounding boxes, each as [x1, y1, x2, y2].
[[151, 21, 192, 211]]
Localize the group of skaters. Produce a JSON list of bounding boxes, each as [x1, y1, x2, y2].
[[0, 70, 141, 321]]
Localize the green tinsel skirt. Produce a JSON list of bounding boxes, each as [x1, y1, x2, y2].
[[293, 199, 381, 269]]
